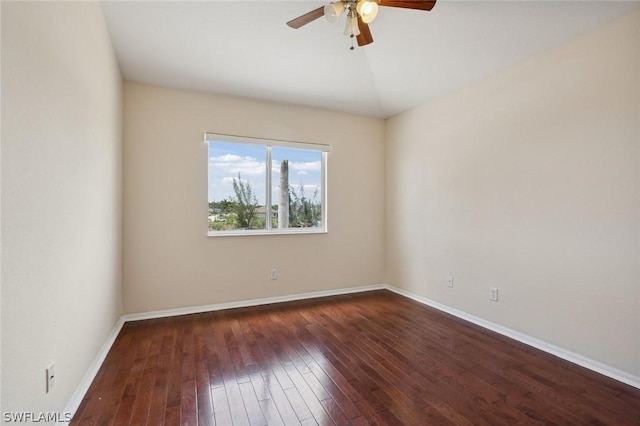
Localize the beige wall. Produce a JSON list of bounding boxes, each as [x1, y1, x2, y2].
[[1, 1, 123, 416], [123, 83, 385, 314], [386, 9, 640, 375]]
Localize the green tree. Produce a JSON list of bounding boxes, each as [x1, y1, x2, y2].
[[232, 173, 259, 229], [289, 184, 321, 227], [218, 198, 235, 214], [209, 198, 236, 214]]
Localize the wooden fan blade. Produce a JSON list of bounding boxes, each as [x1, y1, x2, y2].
[[287, 6, 325, 29], [356, 16, 374, 47], [375, 0, 436, 11]]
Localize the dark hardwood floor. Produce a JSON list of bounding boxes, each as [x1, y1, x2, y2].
[[72, 290, 640, 425]]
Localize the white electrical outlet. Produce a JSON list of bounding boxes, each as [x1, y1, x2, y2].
[[46, 363, 55, 393], [446, 275, 454, 288], [490, 287, 499, 302], [270, 268, 277, 280]]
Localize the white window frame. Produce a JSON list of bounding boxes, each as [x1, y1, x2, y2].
[[205, 132, 329, 237]]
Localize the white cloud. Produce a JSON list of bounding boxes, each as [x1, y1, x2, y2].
[[297, 171, 308, 176], [209, 155, 265, 176], [211, 154, 242, 162], [290, 161, 321, 172]]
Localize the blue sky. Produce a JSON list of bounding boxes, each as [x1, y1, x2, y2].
[[208, 141, 322, 205]]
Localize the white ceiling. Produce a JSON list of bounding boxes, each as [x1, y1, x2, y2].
[[101, 0, 639, 118]]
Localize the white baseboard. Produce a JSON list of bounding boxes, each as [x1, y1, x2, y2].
[[59, 316, 125, 426], [386, 285, 640, 390], [63, 282, 639, 423], [122, 283, 387, 322]]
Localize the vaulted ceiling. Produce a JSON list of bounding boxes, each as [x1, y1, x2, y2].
[[101, 1, 639, 118]]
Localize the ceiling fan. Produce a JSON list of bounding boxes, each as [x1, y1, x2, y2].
[[287, 0, 437, 50]]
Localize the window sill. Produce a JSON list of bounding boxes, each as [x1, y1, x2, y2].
[[207, 229, 327, 237]]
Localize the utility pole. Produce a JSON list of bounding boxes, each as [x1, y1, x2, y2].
[[278, 160, 289, 228]]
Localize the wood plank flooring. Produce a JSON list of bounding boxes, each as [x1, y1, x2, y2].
[[72, 290, 640, 425]]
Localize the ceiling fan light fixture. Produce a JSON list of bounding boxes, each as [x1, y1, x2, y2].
[[356, 0, 378, 24], [324, 2, 346, 24], [343, 14, 360, 37]]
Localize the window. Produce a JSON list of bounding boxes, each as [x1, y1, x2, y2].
[[206, 133, 329, 236]]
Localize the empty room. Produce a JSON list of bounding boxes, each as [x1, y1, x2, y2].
[[2, 0, 639, 424]]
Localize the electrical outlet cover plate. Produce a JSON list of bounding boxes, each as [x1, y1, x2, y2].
[[490, 287, 498, 301], [46, 363, 55, 393], [446, 275, 454, 288]]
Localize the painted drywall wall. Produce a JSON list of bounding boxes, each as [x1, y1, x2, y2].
[[386, 9, 640, 376], [2, 1, 123, 417], [123, 82, 385, 314]]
